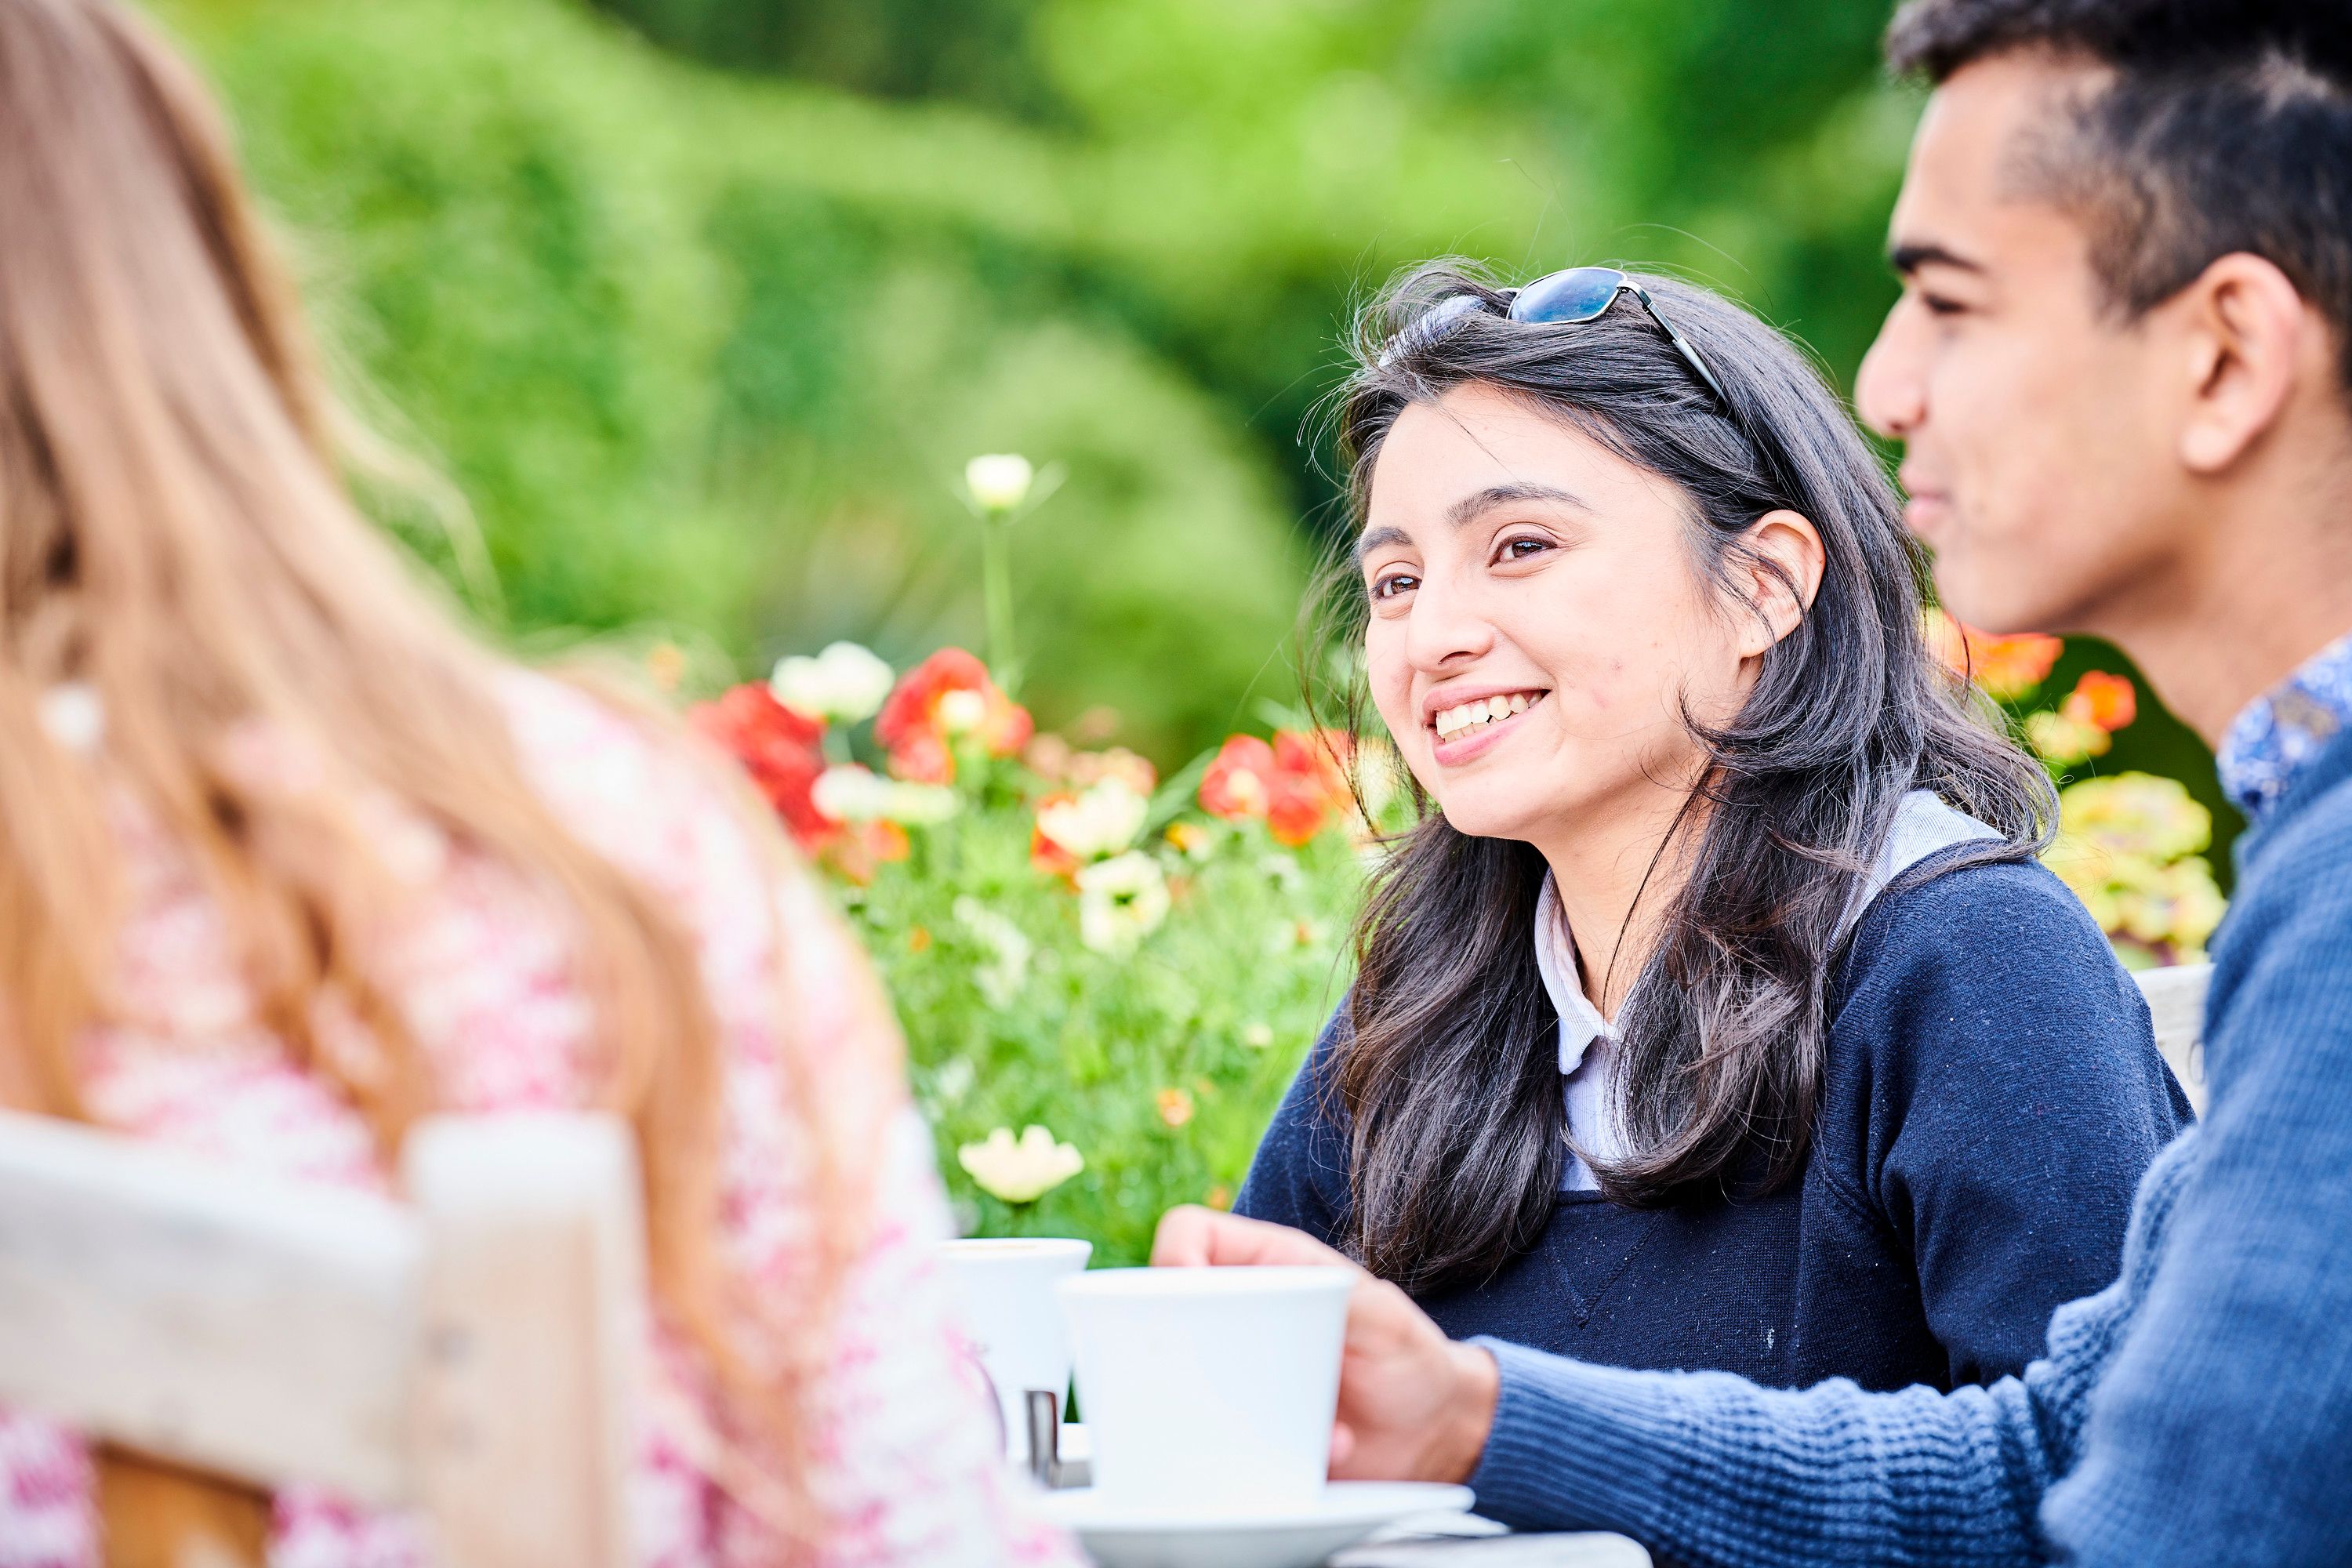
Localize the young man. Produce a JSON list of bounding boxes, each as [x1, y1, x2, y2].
[[1156, 3, 2352, 1563]]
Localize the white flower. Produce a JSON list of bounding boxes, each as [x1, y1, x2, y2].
[[38, 683, 104, 753], [954, 895, 1033, 1007], [958, 1124, 1083, 1204], [813, 764, 960, 827], [771, 641, 894, 724], [936, 688, 990, 736], [884, 780, 961, 826], [964, 453, 1036, 514], [930, 1055, 977, 1107], [1076, 850, 1171, 953], [1241, 1022, 1276, 1051], [812, 764, 894, 823], [1036, 779, 1149, 863]]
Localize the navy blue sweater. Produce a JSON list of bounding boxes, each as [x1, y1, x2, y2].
[[1236, 850, 2190, 1393]]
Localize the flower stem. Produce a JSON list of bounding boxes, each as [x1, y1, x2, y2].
[[982, 514, 1018, 694]]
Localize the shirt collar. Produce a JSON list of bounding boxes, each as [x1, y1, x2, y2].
[[2217, 630, 2352, 826], [1533, 872, 1617, 1074]]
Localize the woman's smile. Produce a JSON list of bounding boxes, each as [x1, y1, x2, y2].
[[1428, 687, 1550, 765]]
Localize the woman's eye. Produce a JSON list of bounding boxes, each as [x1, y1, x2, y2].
[[1920, 292, 1966, 318], [1498, 536, 1551, 562], [1370, 572, 1418, 601]]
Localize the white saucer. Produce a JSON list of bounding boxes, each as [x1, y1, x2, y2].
[[1036, 1480, 1475, 1568]]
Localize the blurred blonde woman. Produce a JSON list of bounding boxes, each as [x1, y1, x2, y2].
[[0, 2, 1076, 1564]]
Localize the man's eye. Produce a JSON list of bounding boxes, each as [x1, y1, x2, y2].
[[1370, 572, 1418, 600]]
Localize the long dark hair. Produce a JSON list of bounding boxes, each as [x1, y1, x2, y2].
[[1312, 262, 2053, 1295]]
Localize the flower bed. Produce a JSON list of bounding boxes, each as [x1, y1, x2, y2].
[[691, 642, 1377, 1265]]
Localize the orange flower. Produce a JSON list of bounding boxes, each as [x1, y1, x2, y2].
[[1029, 789, 1083, 878], [1156, 1087, 1196, 1128], [2061, 670, 2137, 733], [821, 820, 911, 885], [873, 648, 1033, 783], [690, 684, 829, 849], [1924, 609, 2063, 701], [1069, 746, 1158, 796], [1164, 820, 1213, 857], [1200, 735, 1278, 820]]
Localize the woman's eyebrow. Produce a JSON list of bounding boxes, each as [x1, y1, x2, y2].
[[1445, 481, 1587, 529], [1356, 482, 1586, 566], [1354, 524, 1411, 564]]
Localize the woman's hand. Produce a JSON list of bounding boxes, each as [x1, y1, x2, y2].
[[1150, 1207, 1499, 1485]]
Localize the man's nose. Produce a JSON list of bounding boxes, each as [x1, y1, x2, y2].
[[1856, 300, 1927, 440]]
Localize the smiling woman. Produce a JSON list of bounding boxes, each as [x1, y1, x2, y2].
[[1234, 260, 2191, 1396]]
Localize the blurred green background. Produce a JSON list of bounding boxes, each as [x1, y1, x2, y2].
[[152, 0, 2238, 864]]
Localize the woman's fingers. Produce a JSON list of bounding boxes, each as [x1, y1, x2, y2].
[[1330, 1421, 1358, 1470], [1149, 1205, 1355, 1269]]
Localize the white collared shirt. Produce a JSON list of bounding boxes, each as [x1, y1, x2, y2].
[[1534, 789, 2000, 1192]]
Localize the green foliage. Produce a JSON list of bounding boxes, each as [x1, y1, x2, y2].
[[153, 0, 1314, 762], [851, 784, 1362, 1265]]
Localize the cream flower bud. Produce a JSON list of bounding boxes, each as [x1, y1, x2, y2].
[[936, 687, 989, 736], [771, 641, 894, 724], [1036, 779, 1149, 862], [956, 1124, 1083, 1204], [964, 453, 1036, 514]]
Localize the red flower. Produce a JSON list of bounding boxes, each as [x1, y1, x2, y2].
[[1200, 728, 1357, 845], [2062, 670, 2138, 732], [691, 683, 829, 848], [873, 648, 1032, 783], [1199, 735, 1277, 820]]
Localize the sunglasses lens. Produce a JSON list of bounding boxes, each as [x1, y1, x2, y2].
[[1510, 267, 1626, 325]]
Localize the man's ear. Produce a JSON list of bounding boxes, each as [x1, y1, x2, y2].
[[1733, 509, 1826, 656], [2172, 252, 2322, 474]]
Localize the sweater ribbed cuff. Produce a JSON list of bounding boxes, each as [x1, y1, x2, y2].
[[1466, 1337, 1688, 1536]]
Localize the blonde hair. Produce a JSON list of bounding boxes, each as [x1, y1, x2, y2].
[[0, 0, 857, 1541]]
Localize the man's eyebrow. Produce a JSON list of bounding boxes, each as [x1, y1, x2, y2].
[[1889, 240, 1985, 276]]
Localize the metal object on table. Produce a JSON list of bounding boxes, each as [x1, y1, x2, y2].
[[1025, 1390, 1068, 1488]]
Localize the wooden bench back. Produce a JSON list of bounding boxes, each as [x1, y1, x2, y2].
[[0, 1110, 644, 1568]]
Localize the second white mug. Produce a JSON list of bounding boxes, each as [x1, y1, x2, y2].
[[1058, 1265, 1352, 1516]]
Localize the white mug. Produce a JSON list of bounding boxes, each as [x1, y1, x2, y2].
[[938, 1236, 1092, 1460], [1058, 1265, 1353, 1515]]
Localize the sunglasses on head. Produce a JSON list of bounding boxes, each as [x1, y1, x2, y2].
[[1381, 266, 1733, 412]]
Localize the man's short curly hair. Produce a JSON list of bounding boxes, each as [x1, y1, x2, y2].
[[1883, 0, 2352, 383]]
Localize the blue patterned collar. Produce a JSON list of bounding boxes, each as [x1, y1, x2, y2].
[[2216, 631, 2352, 825]]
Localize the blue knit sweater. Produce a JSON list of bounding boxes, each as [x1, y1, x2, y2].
[[1237, 851, 2187, 1395], [1465, 726, 2352, 1566]]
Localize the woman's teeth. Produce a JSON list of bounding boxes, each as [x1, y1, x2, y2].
[[1433, 691, 1539, 740]]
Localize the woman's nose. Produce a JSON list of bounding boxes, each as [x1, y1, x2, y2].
[[1402, 577, 1497, 671]]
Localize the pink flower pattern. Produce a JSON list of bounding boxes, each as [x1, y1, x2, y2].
[[0, 673, 1080, 1568]]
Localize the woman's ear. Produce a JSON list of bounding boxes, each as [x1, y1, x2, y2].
[[1733, 509, 1825, 657]]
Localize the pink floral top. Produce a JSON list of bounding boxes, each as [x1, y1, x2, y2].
[[0, 673, 1081, 1568]]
